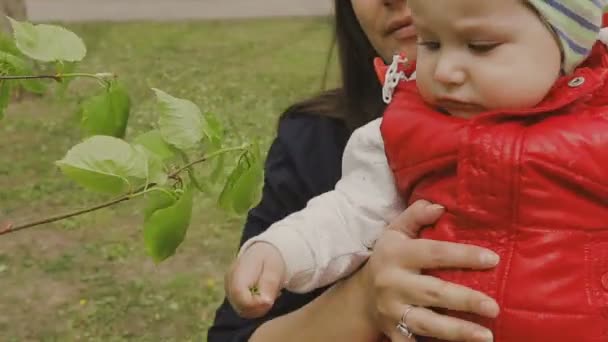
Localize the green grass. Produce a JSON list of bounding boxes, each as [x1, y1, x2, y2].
[[0, 17, 337, 341]]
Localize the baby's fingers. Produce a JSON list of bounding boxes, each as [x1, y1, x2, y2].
[[227, 255, 269, 318]]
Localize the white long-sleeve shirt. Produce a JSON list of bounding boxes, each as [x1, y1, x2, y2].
[[240, 118, 404, 293]]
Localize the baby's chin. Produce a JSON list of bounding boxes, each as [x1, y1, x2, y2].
[[448, 110, 483, 119], [438, 105, 487, 119], [430, 97, 488, 119], [445, 100, 544, 118]]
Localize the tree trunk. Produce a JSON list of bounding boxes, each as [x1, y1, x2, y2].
[[0, 0, 27, 34]]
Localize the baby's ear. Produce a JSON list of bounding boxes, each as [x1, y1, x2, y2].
[[373, 57, 388, 85]]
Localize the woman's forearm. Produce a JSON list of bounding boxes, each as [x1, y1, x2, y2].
[[250, 271, 378, 342]]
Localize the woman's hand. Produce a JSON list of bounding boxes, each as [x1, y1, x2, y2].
[[360, 200, 500, 342]]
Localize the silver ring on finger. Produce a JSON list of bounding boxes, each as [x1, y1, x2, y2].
[[396, 305, 416, 338]]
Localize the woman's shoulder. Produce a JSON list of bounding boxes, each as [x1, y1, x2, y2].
[[276, 107, 350, 151], [265, 106, 351, 201], [276, 88, 350, 151]]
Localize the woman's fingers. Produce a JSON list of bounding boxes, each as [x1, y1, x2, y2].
[[403, 273, 500, 318], [403, 306, 494, 342], [381, 300, 494, 342], [368, 203, 503, 342], [372, 263, 498, 320], [388, 330, 418, 342], [387, 200, 445, 238], [373, 230, 499, 272], [385, 200, 499, 271], [401, 239, 500, 270], [386, 306, 418, 342]]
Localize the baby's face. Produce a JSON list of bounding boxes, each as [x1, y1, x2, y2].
[[409, 0, 562, 118]]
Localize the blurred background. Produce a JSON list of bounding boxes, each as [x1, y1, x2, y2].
[[0, 1, 338, 340]]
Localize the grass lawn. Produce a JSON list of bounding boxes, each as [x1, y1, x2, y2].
[[0, 17, 336, 341]]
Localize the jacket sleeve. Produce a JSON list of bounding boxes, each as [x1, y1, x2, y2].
[[240, 118, 405, 293]]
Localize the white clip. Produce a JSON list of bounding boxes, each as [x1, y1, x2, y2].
[[382, 55, 408, 104]]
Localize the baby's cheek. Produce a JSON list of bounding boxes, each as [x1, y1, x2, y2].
[[484, 75, 553, 110], [415, 70, 437, 104]]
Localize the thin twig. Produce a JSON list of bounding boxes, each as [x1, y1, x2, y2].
[[0, 73, 112, 87], [0, 75, 61, 81], [1, 194, 134, 235], [0, 144, 249, 236]]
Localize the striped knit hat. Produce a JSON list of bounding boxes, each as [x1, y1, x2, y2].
[[527, 0, 607, 73]]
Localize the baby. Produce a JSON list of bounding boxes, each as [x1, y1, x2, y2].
[[228, 1, 608, 340]]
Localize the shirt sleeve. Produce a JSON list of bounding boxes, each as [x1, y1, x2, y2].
[[207, 113, 349, 342], [240, 118, 405, 293]]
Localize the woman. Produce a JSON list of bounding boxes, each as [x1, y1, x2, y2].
[[208, 1, 500, 341]]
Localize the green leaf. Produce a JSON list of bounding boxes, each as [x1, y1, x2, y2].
[[250, 140, 264, 162], [209, 152, 225, 183], [80, 81, 131, 138], [185, 167, 210, 193], [56, 61, 77, 75], [133, 130, 177, 161], [56, 136, 148, 194], [147, 154, 169, 186], [133, 145, 168, 186], [152, 88, 204, 151], [203, 111, 223, 147], [218, 152, 248, 212], [0, 32, 47, 96], [9, 18, 87, 62], [177, 151, 210, 194], [231, 157, 264, 214], [143, 188, 177, 220], [0, 81, 11, 120], [0, 31, 22, 56], [143, 186, 193, 263], [218, 149, 264, 214], [0, 50, 27, 74], [0, 52, 28, 118], [17, 54, 45, 94], [133, 130, 176, 186]]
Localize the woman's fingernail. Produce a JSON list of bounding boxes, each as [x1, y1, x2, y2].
[[479, 300, 499, 317], [473, 329, 493, 342], [481, 251, 500, 266], [429, 204, 445, 212]]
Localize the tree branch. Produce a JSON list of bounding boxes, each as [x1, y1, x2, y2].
[[0, 73, 113, 87], [0, 144, 249, 236], [0, 75, 61, 81], [1, 193, 133, 235]]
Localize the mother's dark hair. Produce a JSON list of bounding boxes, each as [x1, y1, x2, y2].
[[286, 0, 386, 132]]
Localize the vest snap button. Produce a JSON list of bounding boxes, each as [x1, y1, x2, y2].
[[602, 273, 608, 291], [568, 76, 585, 87]]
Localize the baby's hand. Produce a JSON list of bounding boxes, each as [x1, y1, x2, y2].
[[225, 242, 287, 318]]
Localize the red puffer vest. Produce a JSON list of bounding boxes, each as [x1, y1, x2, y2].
[[378, 42, 608, 341]]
